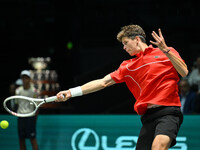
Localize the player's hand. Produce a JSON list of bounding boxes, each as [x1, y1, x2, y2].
[[150, 28, 169, 53], [56, 90, 71, 102]]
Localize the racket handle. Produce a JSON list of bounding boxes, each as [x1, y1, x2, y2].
[[45, 96, 57, 103], [45, 94, 65, 103]]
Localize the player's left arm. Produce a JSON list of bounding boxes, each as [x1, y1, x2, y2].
[[164, 50, 188, 77], [150, 28, 188, 77]]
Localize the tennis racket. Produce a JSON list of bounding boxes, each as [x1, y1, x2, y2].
[[3, 95, 61, 117]]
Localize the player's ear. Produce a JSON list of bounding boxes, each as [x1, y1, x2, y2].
[[135, 36, 141, 41]]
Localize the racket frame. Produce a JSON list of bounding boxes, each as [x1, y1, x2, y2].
[[3, 95, 57, 117]]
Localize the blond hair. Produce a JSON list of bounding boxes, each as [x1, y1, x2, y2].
[[117, 25, 146, 43]]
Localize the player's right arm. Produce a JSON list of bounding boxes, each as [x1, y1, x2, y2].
[[56, 74, 116, 102]]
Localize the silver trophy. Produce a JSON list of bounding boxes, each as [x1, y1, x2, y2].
[[28, 57, 51, 71]]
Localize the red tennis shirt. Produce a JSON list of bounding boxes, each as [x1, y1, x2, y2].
[[110, 45, 182, 115]]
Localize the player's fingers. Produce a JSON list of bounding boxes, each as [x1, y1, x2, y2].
[[60, 94, 66, 101], [151, 31, 160, 42], [152, 31, 159, 38], [158, 28, 164, 39], [61, 94, 65, 99], [150, 40, 157, 45], [56, 93, 61, 98], [56, 93, 65, 101]]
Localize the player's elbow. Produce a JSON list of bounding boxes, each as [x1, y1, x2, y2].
[[100, 79, 111, 89], [101, 82, 109, 89], [100, 75, 115, 89]]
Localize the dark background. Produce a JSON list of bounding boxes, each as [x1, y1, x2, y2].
[[0, 0, 199, 114]]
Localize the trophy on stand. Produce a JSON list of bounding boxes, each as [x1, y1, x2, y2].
[[28, 57, 60, 108], [29, 57, 50, 71], [29, 57, 50, 80]]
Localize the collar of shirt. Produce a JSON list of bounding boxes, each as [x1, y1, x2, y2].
[[135, 45, 154, 57]]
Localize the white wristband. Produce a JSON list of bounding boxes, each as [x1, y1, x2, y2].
[[69, 86, 83, 97]]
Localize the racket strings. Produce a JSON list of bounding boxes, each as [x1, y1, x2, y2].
[[4, 98, 37, 117]]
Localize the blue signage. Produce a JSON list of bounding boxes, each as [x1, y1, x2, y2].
[[0, 115, 199, 150]]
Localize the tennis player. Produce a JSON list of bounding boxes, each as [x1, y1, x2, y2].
[[56, 25, 188, 150]]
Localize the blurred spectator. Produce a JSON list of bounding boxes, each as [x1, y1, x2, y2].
[[188, 56, 200, 93], [179, 78, 196, 114], [15, 78, 23, 87], [9, 79, 23, 96], [15, 70, 39, 150]]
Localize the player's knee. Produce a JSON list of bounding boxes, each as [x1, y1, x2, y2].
[[152, 135, 171, 150], [152, 142, 167, 150]]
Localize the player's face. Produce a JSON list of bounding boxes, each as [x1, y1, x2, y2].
[[122, 37, 141, 56], [21, 75, 31, 88]]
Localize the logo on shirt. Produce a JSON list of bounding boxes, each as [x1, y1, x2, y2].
[[154, 56, 160, 58]]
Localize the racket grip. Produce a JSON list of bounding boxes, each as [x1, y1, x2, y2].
[[45, 96, 57, 103], [45, 94, 65, 103]]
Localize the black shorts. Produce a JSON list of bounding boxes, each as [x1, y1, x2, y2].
[[136, 106, 183, 150], [18, 116, 37, 139]]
